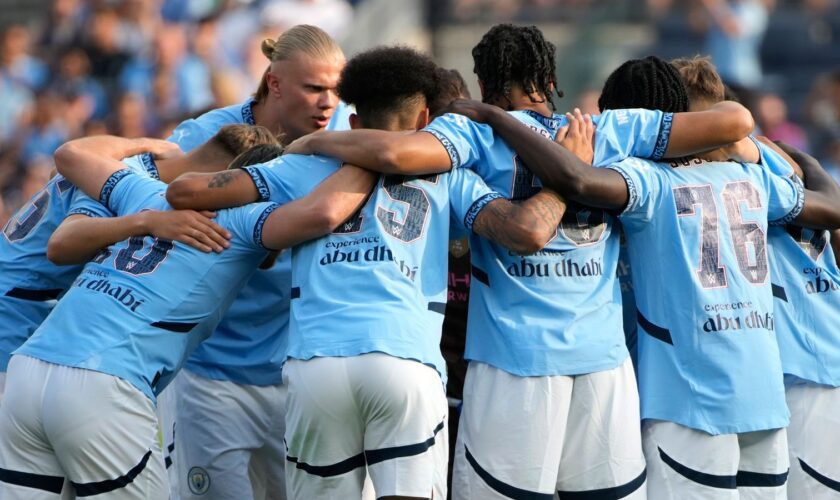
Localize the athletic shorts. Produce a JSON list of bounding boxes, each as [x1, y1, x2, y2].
[[452, 358, 646, 500], [156, 377, 179, 500], [284, 353, 448, 500], [643, 419, 788, 500], [0, 355, 168, 499], [176, 369, 287, 500], [0, 371, 5, 406], [785, 376, 840, 499]]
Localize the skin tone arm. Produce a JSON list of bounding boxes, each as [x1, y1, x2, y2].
[[472, 190, 566, 254], [775, 142, 840, 230], [166, 169, 260, 210]]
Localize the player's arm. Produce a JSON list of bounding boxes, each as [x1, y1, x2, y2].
[[166, 169, 260, 210], [257, 165, 377, 250], [472, 190, 566, 254], [54, 136, 180, 199], [47, 211, 231, 265], [283, 130, 452, 175], [777, 142, 840, 229]]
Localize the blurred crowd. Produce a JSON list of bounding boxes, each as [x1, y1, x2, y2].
[[2, 0, 840, 227], [0, 0, 355, 225]]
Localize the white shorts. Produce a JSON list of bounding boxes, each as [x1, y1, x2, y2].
[[452, 358, 646, 499], [643, 420, 788, 500], [0, 355, 168, 499], [785, 377, 840, 499], [0, 371, 5, 406], [176, 369, 287, 500], [156, 377, 179, 500], [284, 353, 448, 500]]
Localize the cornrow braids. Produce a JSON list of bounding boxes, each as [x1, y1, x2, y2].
[[598, 56, 689, 113], [472, 24, 562, 111]]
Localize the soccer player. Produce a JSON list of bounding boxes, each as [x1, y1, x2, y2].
[[166, 45, 568, 500], [0, 132, 374, 499], [0, 126, 261, 406], [452, 56, 840, 499], [675, 55, 840, 499], [164, 24, 348, 500], [283, 26, 756, 500]]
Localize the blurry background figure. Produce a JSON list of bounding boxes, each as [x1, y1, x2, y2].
[[755, 91, 810, 151]]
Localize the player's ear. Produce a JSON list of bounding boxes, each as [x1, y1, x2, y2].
[[414, 107, 430, 130], [349, 113, 360, 130], [266, 68, 282, 98]]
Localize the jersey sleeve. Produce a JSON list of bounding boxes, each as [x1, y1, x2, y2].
[[754, 138, 795, 177], [100, 170, 166, 216], [606, 157, 668, 226], [166, 120, 214, 153], [242, 155, 338, 205], [422, 113, 495, 170], [761, 167, 805, 225], [594, 109, 673, 165], [223, 202, 282, 250], [67, 188, 112, 218], [447, 166, 504, 232]]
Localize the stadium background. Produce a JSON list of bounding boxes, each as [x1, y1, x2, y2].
[[0, 0, 839, 228]]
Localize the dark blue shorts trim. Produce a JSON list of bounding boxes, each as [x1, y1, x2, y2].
[[286, 452, 366, 478], [465, 444, 554, 500], [557, 468, 647, 499], [0, 467, 64, 494], [736, 468, 788, 487], [365, 419, 445, 466], [799, 458, 840, 492], [659, 446, 736, 489], [72, 450, 152, 497]]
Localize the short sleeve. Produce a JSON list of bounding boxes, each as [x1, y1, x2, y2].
[[446, 167, 503, 232], [762, 169, 805, 225], [67, 188, 112, 218], [101, 170, 166, 216], [166, 120, 213, 153], [606, 157, 667, 226], [422, 114, 495, 171], [243, 155, 339, 204], [594, 108, 672, 165], [221, 202, 281, 251], [754, 139, 795, 177]]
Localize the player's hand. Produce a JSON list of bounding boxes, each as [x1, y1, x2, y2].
[[141, 210, 231, 253], [443, 99, 500, 123], [557, 108, 595, 165], [143, 139, 183, 160], [284, 133, 317, 156]]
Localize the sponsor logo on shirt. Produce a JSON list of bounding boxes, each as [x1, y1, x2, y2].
[[71, 271, 145, 312], [802, 267, 839, 295], [701, 301, 774, 332]]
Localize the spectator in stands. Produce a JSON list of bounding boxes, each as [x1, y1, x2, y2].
[[700, 0, 771, 90], [756, 91, 810, 152], [1, 25, 49, 91]]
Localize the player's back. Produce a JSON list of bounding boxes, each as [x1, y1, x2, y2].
[[422, 108, 670, 377], [609, 155, 804, 434], [16, 172, 275, 401]]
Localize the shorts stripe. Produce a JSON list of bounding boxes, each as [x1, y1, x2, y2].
[[365, 419, 445, 466], [0, 467, 64, 494], [286, 452, 366, 478], [72, 449, 152, 497], [736, 469, 788, 487], [557, 468, 647, 499], [799, 458, 840, 492], [464, 444, 554, 500], [658, 446, 736, 489]]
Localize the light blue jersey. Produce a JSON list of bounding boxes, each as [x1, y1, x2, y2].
[[756, 143, 840, 387], [243, 153, 498, 379], [170, 98, 350, 386], [422, 108, 672, 376], [0, 155, 158, 371], [16, 171, 278, 401], [608, 155, 804, 434]]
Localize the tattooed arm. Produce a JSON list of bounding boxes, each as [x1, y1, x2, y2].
[[472, 189, 566, 254], [166, 169, 260, 210]]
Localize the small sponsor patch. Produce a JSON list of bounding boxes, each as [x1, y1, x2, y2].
[[188, 467, 210, 495]]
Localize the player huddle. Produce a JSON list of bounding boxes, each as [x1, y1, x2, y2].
[[0, 22, 838, 500]]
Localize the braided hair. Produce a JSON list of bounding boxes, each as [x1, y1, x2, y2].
[[598, 56, 689, 113], [472, 24, 562, 111]]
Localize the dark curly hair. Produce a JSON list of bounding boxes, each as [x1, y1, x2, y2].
[[429, 67, 470, 118], [337, 46, 440, 129], [598, 56, 689, 113], [472, 24, 562, 111]]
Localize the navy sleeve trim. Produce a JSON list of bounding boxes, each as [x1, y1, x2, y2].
[[140, 153, 160, 180], [464, 192, 505, 231], [253, 203, 282, 249], [424, 129, 460, 170], [770, 175, 805, 226], [241, 98, 256, 125], [99, 169, 132, 210], [651, 112, 674, 161], [605, 165, 638, 216], [67, 208, 102, 218], [243, 167, 271, 202]]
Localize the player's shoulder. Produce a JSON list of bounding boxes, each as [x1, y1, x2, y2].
[[264, 153, 342, 171], [508, 109, 563, 138]]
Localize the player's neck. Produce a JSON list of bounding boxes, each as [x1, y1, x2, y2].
[[251, 99, 286, 140], [506, 88, 553, 117]]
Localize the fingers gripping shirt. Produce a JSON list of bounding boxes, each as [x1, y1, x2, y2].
[[0, 154, 159, 372], [243, 153, 499, 380], [607, 155, 803, 434], [755, 142, 840, 386], [16, 171, 277, 402], [420, 108, 672, 377]]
